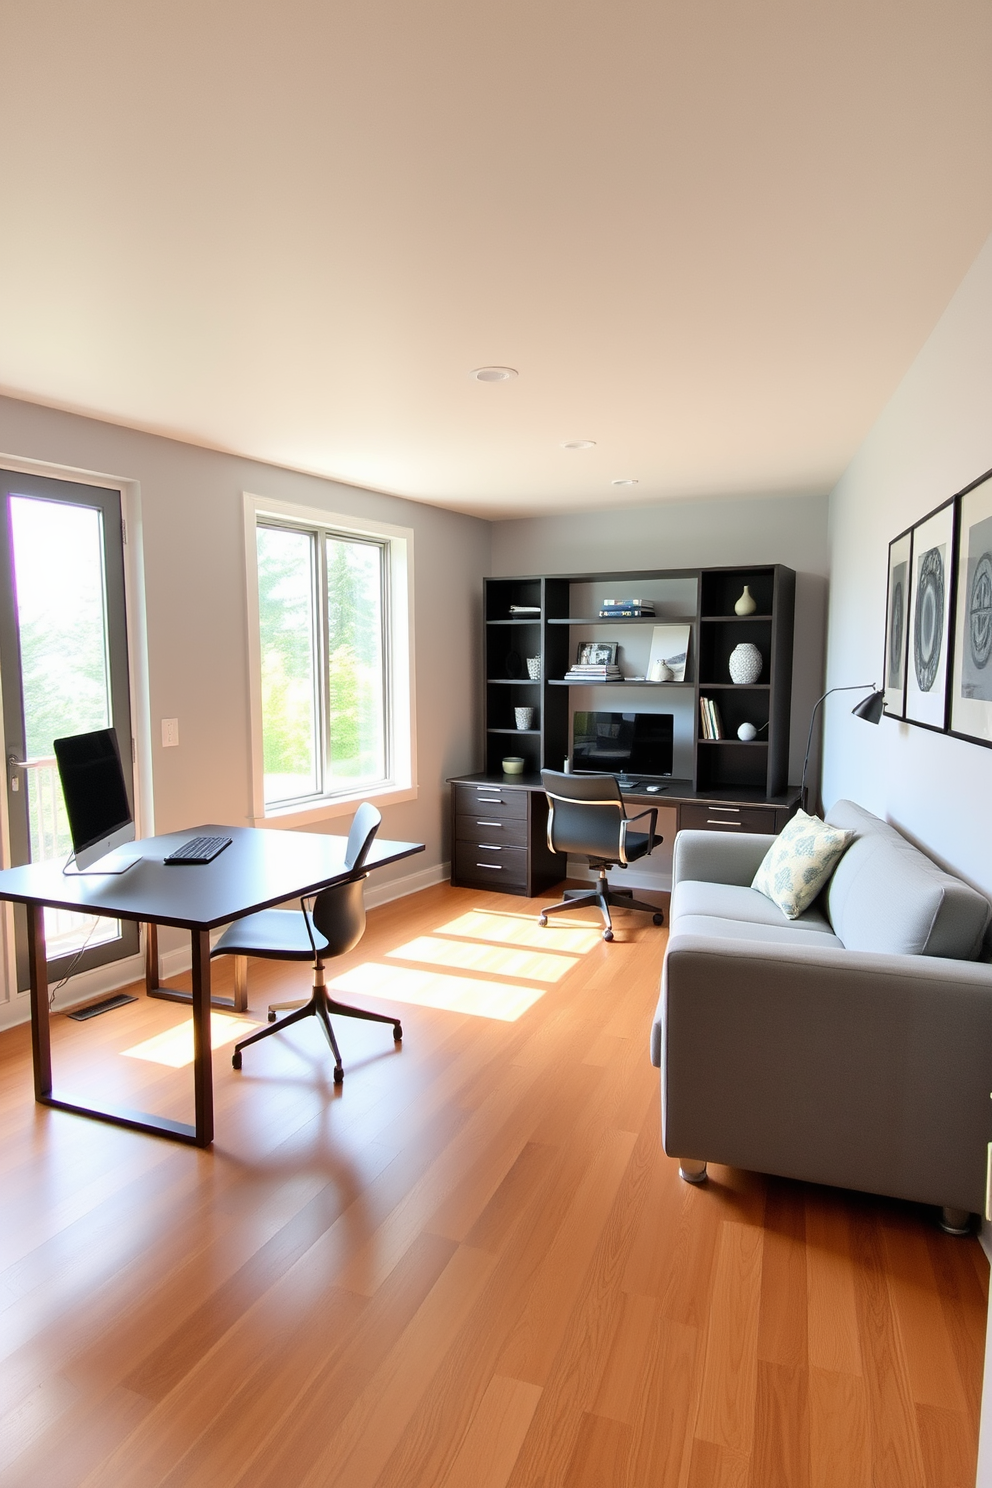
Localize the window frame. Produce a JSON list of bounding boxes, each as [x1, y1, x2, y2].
[[243, 493, 416, 826]]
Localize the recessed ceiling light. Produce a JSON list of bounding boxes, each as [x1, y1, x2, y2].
[[611, 478, 638, 486], [562, 440, 596, 450], [471, 366, 518, 382]]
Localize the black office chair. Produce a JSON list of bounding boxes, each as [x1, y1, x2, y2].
[[212, 802, 402, 1083], [538, 770, 664, 941]]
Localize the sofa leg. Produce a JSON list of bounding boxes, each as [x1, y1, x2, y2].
[[679, 1159, 708, 1185], [939, 1206, 972, 1236]]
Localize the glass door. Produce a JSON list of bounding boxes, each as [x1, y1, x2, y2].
[[0, 470, 139, 990]]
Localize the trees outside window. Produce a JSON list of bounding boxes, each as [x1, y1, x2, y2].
[[254, 513, 399, 812]]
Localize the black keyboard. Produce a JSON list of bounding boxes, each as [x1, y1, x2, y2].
[[164, 835, 232, 865]]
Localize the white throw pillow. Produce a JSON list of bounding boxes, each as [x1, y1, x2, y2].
[[752, 810, 855, 919]]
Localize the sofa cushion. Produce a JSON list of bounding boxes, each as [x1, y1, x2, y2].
[[673, 880, 837, 935], [824, 800, 991, 959], [751, 810, 855, 919], [671, 915, 844, 950]]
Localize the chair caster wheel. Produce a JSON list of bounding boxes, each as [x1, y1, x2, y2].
[[232, 1051, 242, 1070], [653, 913, 664, 925], [333, 1065, 344, 1085], [603, 928, 614, 942], [393, 1024, 403, 1041], [538, 915, 548, 927], [267, 1011, 276, 1023]]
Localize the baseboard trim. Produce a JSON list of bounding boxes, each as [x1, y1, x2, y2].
[[0, 860, 451, 1030]]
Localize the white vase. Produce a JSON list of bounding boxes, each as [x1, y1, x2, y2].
[[734, 585, 757, 616], [525, 656, 541, 679], [514, 706, 534, 730], [729, 642, 762, 684]]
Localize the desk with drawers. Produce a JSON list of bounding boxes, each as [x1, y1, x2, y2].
[[449, 773, 800, 897]]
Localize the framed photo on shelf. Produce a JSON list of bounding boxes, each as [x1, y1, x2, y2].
[[905, 499, 955, 731], [950, 468, 992, 746], [646, 624, 691, 682], [882, 529, 911, 719], [576, 641, 618, 666]]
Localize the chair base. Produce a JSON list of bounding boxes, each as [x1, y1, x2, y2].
[[939, 1206, 972, 1236], [538, 872, 664, 940], [233, 982, 402, 1084], [679, 1159, 708, 1185]]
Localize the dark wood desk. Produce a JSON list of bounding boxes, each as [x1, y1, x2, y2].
[[449, 772, 800, 896], [0, 823, 424, 1148]]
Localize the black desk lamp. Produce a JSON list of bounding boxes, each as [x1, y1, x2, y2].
[[801, 684, 884, 814]]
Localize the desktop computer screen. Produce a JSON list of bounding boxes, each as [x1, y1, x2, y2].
[[53, 727, 136, 871], [571, 711, 674, 778]]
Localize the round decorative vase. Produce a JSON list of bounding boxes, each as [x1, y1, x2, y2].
[[734, 584, 757, 616], [502, 756, 525, 775], [737, 721, 758, 741], [648, 659, 674, 682], [729, 642, 762, 684]]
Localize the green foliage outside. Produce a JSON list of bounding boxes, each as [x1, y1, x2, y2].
[[257, 527, 385, 803]]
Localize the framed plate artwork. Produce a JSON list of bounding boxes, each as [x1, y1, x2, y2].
[[950, 468, 992, 746], [883, 529, 911, 719], [905, 499, 955, 731]]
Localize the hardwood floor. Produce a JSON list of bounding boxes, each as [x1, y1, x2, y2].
[[0, 882, 986, 1487]]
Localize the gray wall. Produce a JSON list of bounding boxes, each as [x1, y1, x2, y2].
[[492, 490, 831, 785], [0, 394, 490, 907], [822, 229, 992, 900]]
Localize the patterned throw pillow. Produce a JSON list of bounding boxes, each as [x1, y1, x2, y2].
[[752, 809, 856, 919]]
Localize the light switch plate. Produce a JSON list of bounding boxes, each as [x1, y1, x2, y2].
[[161, 718, 179, 748]]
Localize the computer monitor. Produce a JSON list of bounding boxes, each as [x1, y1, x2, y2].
[[53, 727, 139, 872], [571, 711, 674, 778]]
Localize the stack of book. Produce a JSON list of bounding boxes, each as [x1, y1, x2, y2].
[[564, 663, 624, 682], [698, 696, 724, 739], [598, 597, 656, 618]]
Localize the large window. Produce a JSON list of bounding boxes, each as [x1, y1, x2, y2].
[[245, 496, 414, 822]]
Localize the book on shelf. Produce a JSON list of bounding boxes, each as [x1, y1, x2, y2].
[[564, 665, 623, 681], [598, 607, 656, 618], [508, 604, 541, 616], [698, 696, 724, 740]]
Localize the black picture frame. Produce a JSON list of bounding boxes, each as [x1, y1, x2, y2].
[[883, 527, 912, 720], [949, 467, 992, 749], [576, 641, 618, 666], [904, 496, 956, 733]]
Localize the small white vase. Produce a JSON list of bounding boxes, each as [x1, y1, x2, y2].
[[729, 642, 762, 684], [734, 585, 757, 616], [525, 656, 541, 680], [514, 706, 534, 730]]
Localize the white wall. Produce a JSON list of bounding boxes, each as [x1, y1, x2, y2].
[[492, 490, 831, 785], [0, 395, 490, 1017], [822, 230, 992, 1488], [822, 231, 992, 898]]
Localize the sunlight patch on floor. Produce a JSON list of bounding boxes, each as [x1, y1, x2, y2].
[[329, 963, 544, 1021], [386, 935, 577, 984], [122, 1013, 258, 1068], [436, 909, 602, 953]]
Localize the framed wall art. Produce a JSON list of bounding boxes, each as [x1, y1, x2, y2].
[[883, 528, 912, 719], [904, 499, 955, 731], [950, 468, 992, 747]]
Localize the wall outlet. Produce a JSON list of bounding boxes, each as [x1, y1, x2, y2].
[[161, 718, 180, 748]]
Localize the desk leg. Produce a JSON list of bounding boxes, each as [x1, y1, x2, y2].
[[190, 928, 214, 1148], [27, 905, 51, 1099], [145, 920, 246, 1013]]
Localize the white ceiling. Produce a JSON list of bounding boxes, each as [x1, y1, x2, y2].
[[2, 1, 991, 519]]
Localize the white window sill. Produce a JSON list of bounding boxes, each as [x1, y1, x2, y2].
[[252, 781, 418, 829]]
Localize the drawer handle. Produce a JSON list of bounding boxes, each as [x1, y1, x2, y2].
[[478, 844, 502, 851], [706, 819, 742, 827], [477, 861, 503, 869], [708, 807, 740, 814], [477, 796, 504, 805], [476, 820, 502, 827]]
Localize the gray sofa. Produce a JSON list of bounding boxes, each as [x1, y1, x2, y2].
[[651, 800, 992, 1228]]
